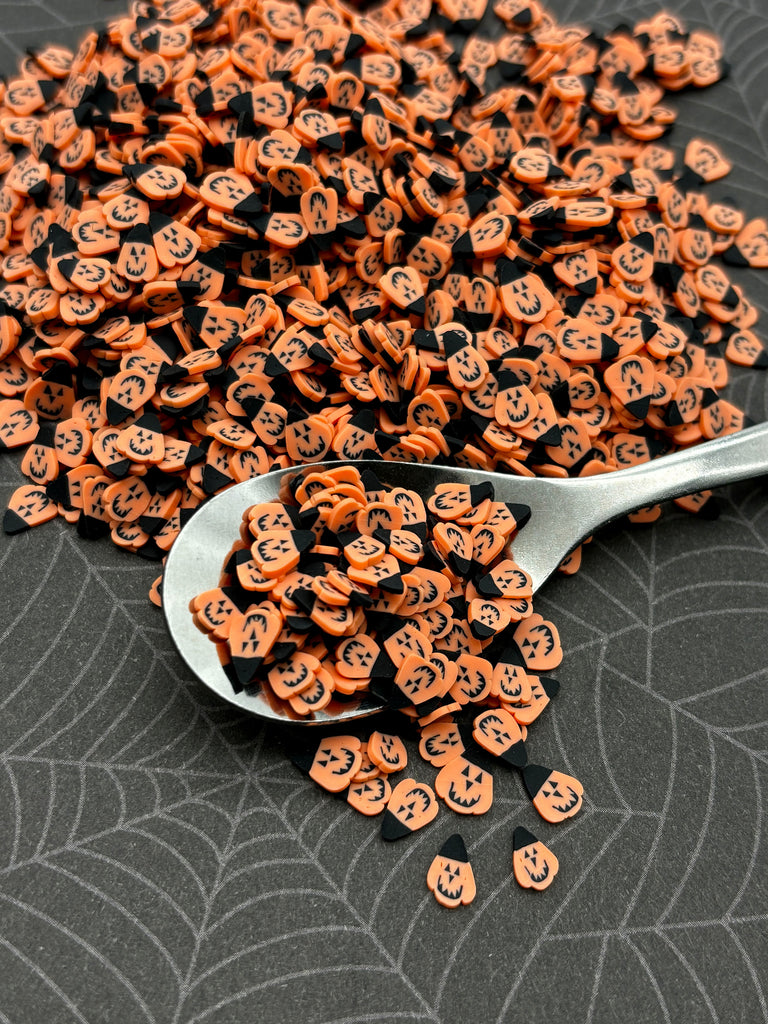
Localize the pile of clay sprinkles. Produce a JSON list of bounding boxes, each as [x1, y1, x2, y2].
[[1, 0, 767, 904], [194, 462, 577, 904]]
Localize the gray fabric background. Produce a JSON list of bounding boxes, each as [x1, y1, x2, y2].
[[0, 0, 767, 1021]]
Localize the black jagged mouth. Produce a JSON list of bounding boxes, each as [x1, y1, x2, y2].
[[436, 878, 463, 899], [525, 861, 550, 883], [330, 749, 357, 775], [447, 784, 483, 809], [552, 787, 581, 813]]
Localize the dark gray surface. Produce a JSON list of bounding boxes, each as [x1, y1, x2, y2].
[[0, 1, 767, 1022]]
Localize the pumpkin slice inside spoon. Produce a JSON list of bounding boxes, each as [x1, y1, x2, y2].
[[163, 422, 768, 724]]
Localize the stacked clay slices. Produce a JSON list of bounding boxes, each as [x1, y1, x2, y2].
[[192, 464, 581, 905]]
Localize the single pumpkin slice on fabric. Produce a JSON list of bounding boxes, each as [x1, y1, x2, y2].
[[522, 764, 583, 823], [427, 833, 476, 908], [512, 826, 559, 891]]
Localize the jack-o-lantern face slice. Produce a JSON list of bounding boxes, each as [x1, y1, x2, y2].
[[395, 652, 446, 707], [725, 330, 768, 369], [603, 355, 655, 420], [115, 223, 159, 283], [499, 263, 555, 323], [441, 328, 490, 392], [343, 533, 386, 569], [383, 622, 433, 668], [496, 379, 540, 429], [192, 587, 240, 641], [267, 652, 319, 700], [149, 211, 200, 267], [308, 735, 363, 793], [557, 317, 619, 364], [512, 826, 559, 890], [427, 481, 494, 521], [381, 778, 438, 840], [347, 776, 391, 816], [611, 231, 655, 282], [368, 731, 408, 774], [476, 560, 532, 600], [469, 524, 507, 568], [435, 755, 493, 815], [0, 400, 38, 450], [21, 439, 58, 484], [125, 163, 186, 201], [418, 719, 465, 767], [335, 634, 381, 679], [484, 502, 531, 537], [102, 476, 152, 523], [684, 138, 731, 182], [465, 212, 512, 259], [4, 483, 57, 533], [384, 529, 423, 565], [523, 763, 583, 823], [24, 368, 76, 421], [285, 414, 333, 463], [724, 218, 768, 270], [380, 266, 426, 316], [492, 660, 532, 705], [427, 833, 476, 908], [301, 186, 339, 239], [512, 613, 562, 671], [449, 653, 494, 706], [114, 414, 166, 465], [509, 147, 557, 184], [251, 529, 315, 578], [472, 708, 528, 767], [199, 169, 262, 215], [510, 676, 560, 726], [468, 597, 514, 640], [105, 369, 154, 425], [228, 605, 283, 687]]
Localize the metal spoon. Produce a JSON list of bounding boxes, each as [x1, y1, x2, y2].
[[163, 421, 768, 724]]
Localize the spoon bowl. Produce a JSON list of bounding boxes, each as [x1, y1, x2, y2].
[[163, 422, 768, 724]]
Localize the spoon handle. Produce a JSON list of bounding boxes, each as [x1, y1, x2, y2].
[[578, 421, 768, 528]]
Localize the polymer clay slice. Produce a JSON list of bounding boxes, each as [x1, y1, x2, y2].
[[228, 605, 283, 687], [381, 778, 439, 840], [512, 826, 559, 890], [472, 708, 528, 767], [427, 834, 476, 908], [307, 735, 363, 793], [3, 483, 57, 533], [522, 764, 584, 823], [511, 676, 560, 726], [419, 719, 465, 767], [348, 776, 392, 816], [251, 529, 315, 578], [368, 731, 408, 773], [0, 400, 38, 450], [435, 755, 493, 815]]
